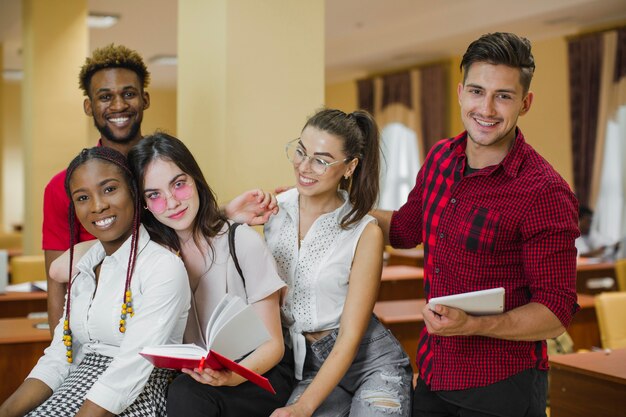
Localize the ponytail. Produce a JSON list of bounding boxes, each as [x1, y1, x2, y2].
[[304, 108, 381, 228]]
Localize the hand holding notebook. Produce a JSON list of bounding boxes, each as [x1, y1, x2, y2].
[[428, 287, 505, 316]]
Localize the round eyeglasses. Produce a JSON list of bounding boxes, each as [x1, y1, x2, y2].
[[285, 139, 349, 176], [144, 179, 194, 214]]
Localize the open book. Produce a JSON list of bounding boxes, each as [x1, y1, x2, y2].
[[140, 294, 275, 393]]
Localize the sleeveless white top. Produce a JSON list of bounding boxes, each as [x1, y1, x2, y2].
[[264, 188, 375, 379]]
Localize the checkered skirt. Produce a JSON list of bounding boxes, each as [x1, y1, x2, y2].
[[27, 353, 171, 417]]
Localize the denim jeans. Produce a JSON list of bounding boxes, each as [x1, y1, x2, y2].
[[288, 314, 413, 416]]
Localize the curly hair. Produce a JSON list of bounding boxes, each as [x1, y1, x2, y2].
[[79, 44, 150, 96]]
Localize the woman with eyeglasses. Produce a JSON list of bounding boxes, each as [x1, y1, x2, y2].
[[126, 133, 294, 417], [266, 109, 412, 417]]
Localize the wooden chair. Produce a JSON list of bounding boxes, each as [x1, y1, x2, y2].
[[0, 231, 22, 251], [614, 258, 626, 291], [594, 291, 626, 349], [9, 255, 46, 284]]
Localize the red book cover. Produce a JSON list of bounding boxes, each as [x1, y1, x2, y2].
[[140, 294, 276, 394], [139, 349, 275, 394]]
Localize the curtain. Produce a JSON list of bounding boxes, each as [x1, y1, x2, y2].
[[357, 64, 448, 209], [420, 64, 448, 156], [568, 33, 602, 208], [573, 27, 626, 257]]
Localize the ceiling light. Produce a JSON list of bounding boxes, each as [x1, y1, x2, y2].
[[149, 55, 178, 66], [3, 69, 23, 81], [87, 13, 120, 29]]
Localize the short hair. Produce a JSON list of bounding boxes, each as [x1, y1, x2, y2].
[[460, 32, 535, 93], [579, 205, 593, 219], [79, 44, 150, 96]]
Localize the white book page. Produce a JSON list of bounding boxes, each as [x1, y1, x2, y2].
[[204, 293, 235, 342], [208, 296, 247, 344], [209, 303, 270, 360], [140, 343, 206, 358]]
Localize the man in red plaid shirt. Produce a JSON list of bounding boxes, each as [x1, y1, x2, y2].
[[373, 32, 579, 417]]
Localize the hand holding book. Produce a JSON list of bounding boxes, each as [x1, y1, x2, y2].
[[140, 294, 276, 393]]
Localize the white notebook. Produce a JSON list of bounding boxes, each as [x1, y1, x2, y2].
[[428, 287, 505, 316]]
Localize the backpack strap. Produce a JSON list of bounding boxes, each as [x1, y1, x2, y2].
[[228, 222, 246, 290]]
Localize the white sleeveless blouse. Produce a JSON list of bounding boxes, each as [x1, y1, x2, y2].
[[264, 188, 375, 379]]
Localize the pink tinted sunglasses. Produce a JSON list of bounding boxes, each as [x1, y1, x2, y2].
[[145, 181, 194, 214]]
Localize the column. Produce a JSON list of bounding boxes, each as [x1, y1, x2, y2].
[[0, 43, 5, 230], [178, 0, 324, 202], [21, 0, 88, 254]]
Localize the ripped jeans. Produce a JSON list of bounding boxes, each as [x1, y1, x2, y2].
[[288, 314, 413, 416]]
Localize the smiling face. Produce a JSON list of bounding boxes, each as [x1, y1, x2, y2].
[[293, 126, 357, 199], [142, 158, 200, 238], [84, 67, 150, 151], [69, 159, 135, 255], [458, 62, 533, 153]]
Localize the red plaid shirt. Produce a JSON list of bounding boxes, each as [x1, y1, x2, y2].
[[390, 129, 579, 390]]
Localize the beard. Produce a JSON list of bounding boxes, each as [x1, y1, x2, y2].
[[93, 117, 141, 144]]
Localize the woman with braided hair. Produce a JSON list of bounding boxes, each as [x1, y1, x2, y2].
[[0, 147, 190, 417]]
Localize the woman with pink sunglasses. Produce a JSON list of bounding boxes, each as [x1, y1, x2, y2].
[[127, 133, 294, 417]]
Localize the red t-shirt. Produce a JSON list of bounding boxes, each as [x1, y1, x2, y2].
[[41, 169, 95, 251], [390, 129, 580, 391]]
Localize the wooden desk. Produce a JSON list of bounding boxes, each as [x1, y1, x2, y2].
[[549, 349, 626, 417], [386, 247, 424, 267], [374, 298, 425, 373], [568, 293, 600, 351], [576, 259, 617, 294], [0, 317, 51, 403], [379, 265, 424, 301], [0, 291, 47, 318]]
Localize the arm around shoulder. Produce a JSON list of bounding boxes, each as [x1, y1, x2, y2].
[[370, 210, 393, 245]]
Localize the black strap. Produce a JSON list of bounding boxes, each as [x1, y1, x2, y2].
[[228, 222, 246, 289]]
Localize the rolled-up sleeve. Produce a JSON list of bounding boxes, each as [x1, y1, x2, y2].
[[521, 182, 580, 327]]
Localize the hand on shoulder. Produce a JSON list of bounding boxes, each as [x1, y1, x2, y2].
[[224, 189, 279, 226]]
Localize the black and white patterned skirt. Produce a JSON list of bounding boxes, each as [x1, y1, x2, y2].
[[27, 353, 172, 417]]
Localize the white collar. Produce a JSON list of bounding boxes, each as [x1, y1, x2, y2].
[[76, 224, 151, 274]]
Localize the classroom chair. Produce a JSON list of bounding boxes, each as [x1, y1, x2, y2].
[[615, 258, 626, 291], [9, 255, 46, 284], [0, 231, 22, 250], [594, 291, 626, 349]]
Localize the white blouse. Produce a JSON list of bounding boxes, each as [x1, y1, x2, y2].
[[264, 188, 375, 379], [28, 225, 190, 414]]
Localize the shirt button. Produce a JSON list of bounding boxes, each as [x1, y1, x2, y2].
[[450, 198, 457, 204], [435, 268, 440, 274], [439, 233, 444, 239]]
